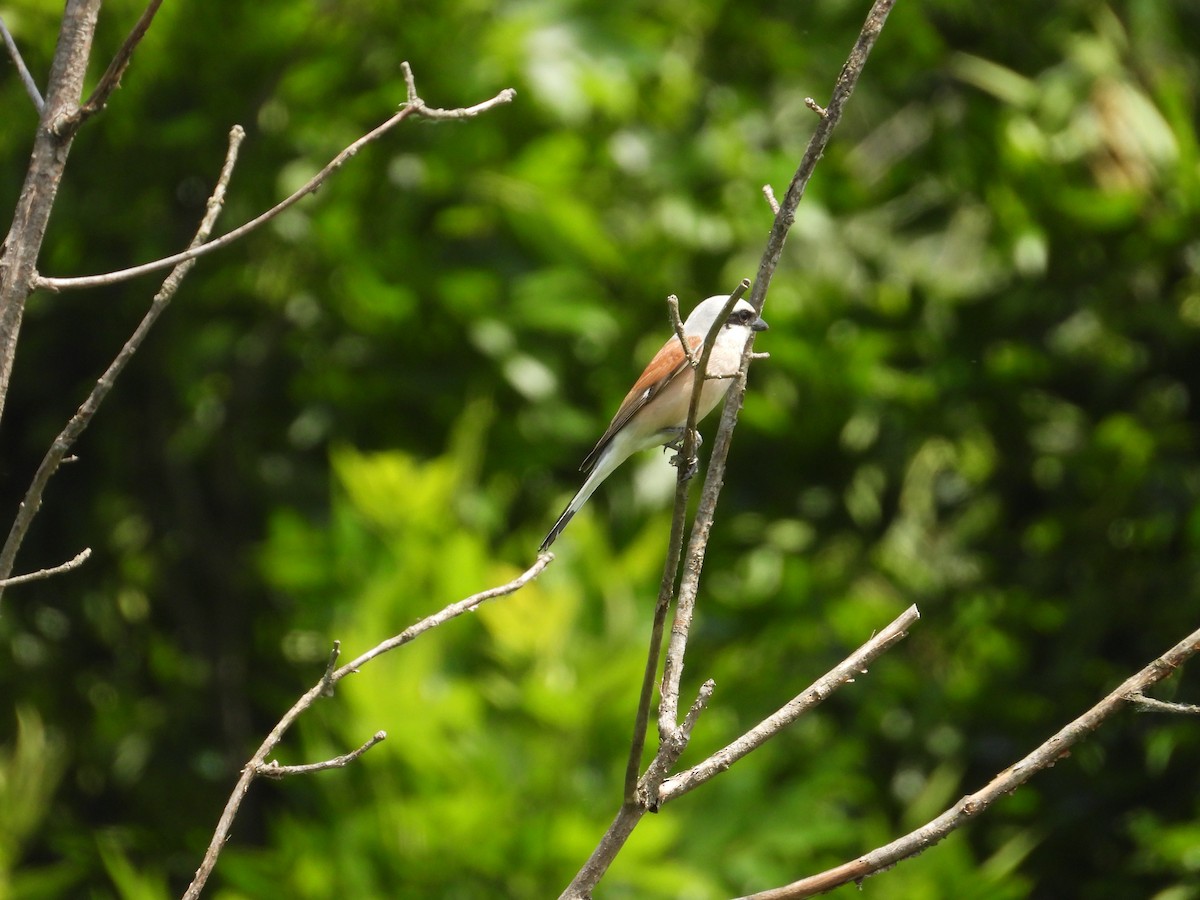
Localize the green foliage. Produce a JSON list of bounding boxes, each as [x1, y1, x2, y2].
[[1, 0, 1199, 897]]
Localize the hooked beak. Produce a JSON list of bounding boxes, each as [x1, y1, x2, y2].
[[751, 316, 769, 332]]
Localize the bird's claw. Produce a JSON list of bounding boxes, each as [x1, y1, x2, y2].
[[665, 428, 701, 479], [670, 452, 700, 479], [663, 428, 702, 455]]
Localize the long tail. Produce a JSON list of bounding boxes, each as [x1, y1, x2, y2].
[[539, 502, 580, 554], [539, 445, 624, 553]]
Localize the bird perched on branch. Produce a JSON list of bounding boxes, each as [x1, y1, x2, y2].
[[539, 294, 768, 553]]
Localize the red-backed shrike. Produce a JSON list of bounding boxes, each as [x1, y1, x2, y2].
[[540, 294, 768, 552]]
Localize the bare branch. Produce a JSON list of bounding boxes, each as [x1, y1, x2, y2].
[[746, 0, 898, 317], [560, 802, 645, 900], [259, 731, 388, 779], [0, 126, 245, 605], [622, 279, 748, 804], [335, 555, 548, 676], [566, 606, 917, 900], [667, 294, 699, 366], [659, 605, 920, 804], [0, 14, 44, 113], [0, 547, 91, 588], [640, 679, 716, 811], [741, 619, 1200, 899], [804, 97, 828, 118], [68, 0, 163, 129], [183, 555, 550, 900], [622, 500, 687, 802], [35, 67, 516, 292], [657, 281, 751, 731]]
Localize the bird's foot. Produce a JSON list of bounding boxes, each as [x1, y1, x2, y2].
[[665, 428, 701, 479]]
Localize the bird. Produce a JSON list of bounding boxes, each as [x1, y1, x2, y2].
[[539, 294, 768, 553]]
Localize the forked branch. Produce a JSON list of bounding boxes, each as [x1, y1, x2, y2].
[[183, 556, 550, 900], [561, 605, 919, 900], [0, 125, 245, 606], [741, 619, 1200, 899], [35, 64, 515, 292], [66, 0, 164, 129]]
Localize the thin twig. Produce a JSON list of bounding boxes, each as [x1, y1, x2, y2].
[[0, 14, 44, 113], [741, 620, 1200, 899], [657, 281, 750, 732], [1126, 692, 1200, 715], [319, 640, 342, 697], [67, 0, 163, 129], [667, 295, 699, 366], [639, 679, 715, 810], [0, 126, 244, 608], [183, 555, 549, 900], [36, 65, 516, 292], [622, 481, 690, 802], [0, 547, 91, 588], [747, 0, 898, 317], [623, 280, 748, 803], [260, 731, 388, 778], [333, 555, 549, 676], [659, 605, 920, 804]]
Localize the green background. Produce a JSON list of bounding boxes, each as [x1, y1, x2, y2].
[[2, 0, 1199, 896]]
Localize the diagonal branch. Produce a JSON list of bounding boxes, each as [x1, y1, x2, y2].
[[659, 605, 920, 804], [333, 557, 547, 675], [0, 14, 45, 113], [259, 731, 388, 778], [741, 619, 1200, 899], [746, 0, 898, 317], [562, 606, 916, 900], [183, 555, 550, 900], [656, 0, 899, 745], [0, 126, 245, 606], [652, 0, 897, 778], [66, 0, 163, 130], [35, 64, 516, 292]]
